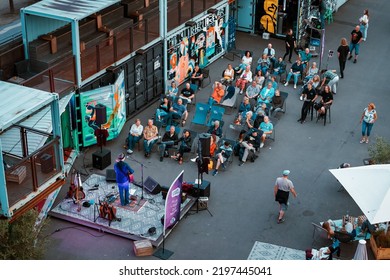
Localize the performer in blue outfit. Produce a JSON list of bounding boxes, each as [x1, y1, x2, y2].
[[114, 153, 135, 206]]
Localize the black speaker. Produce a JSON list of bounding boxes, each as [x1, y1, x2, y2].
[[191, 180, 211, 197], [95, 104, 107, 126], [199, 133, 211, 157], [144, 176, 161, 194], [92, 149, 111, 170], [105, 169, 116, 182]]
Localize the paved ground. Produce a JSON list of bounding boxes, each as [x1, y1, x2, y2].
[[38, 0, 389, 260]]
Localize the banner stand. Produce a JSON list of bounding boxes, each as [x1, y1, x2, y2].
[[153, 233, 173, 260]]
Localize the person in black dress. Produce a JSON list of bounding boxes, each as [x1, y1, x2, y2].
[[337, 38, 350, 78]]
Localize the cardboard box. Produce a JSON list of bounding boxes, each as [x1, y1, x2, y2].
[[133, 240, 153, 256]]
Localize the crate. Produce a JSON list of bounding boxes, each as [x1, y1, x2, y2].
[[133, 240, 153, 256], [6, 166, 27, 184]]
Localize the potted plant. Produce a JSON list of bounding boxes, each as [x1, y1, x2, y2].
[[368, 136, 390, 164], [370, 230, 390, 260]]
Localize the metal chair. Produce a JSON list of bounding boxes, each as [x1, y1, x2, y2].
[[207, 105, 225, 126], [311, 222, 332, 247], [316, 105, 331, 126], [191, 103, 209, 129], [271, 91, 288, 118]]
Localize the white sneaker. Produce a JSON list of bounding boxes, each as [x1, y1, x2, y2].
[[294, 84, 297, 89], [260, 143, 264, 148], [300, 95, 303, 101], [127, 149, 133, 154], [284, 82, 288, 86], [190, 156, 198, 162]]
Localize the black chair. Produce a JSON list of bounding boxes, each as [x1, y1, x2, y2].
[[333, 231, 355, 243], [316, 105, 331, 126], [201, 68, 211, 88]]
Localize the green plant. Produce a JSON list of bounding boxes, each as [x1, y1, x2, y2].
[[368, 137, 390, 164], [373, 229, 390, 248], [0, 209, 49, 259]]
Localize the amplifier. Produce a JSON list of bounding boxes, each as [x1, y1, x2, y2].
[[92, 149, 111, 170], [190, 180, 210, 197]]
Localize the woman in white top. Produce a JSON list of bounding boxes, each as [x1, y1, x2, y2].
[[303, 62, 319, 83], [235, 65, 253, 94], [127, 119, 144, 153], [360, 102, 377, 144], [235, 51, 253, 75], [359, 9, 369, 41], [221, 64, 235, 85]]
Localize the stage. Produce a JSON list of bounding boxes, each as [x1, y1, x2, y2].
[[49, 174, 196, 247]]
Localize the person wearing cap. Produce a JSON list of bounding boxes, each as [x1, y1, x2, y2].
[[114, 153, 135, 206], [274, 170, 297, 224]]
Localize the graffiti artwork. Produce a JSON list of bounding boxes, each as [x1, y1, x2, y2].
[[259, 0, 278, 34]]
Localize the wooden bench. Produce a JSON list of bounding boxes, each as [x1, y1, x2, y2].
[[127, 1, 159, 25], [6, 165, 27, 184], [101, 5, 134, 35]]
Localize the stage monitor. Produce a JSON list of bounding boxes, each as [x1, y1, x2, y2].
[[144, 176, 161, 194]]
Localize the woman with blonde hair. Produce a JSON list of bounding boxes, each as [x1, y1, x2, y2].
[[360, 103, 377, 144], [337, 38, 349, 79]]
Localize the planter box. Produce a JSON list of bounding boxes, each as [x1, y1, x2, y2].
[[370, 236, 390, 260]]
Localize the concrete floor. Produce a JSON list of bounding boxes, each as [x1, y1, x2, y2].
[[37, 0, 390, 260]]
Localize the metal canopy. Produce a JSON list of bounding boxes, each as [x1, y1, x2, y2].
[[0, 81, 57, 132], [22, 0, 120, 21]]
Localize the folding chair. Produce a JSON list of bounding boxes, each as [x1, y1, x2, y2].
[[217, 138, 235, 168], [207, 105, 225, 126], [191, 103, 209, 129], [311, 222, 332, 247], [271, 91, 288, 119], [201, 68, 211, 88]]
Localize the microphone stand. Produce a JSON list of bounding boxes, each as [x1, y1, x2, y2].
[[127, 154, 147, 202]]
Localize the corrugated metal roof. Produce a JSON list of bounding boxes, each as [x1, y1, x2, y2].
[[0, 81, 56, 132], [0, 93, 72, 157], [22, 0, 120, 21]]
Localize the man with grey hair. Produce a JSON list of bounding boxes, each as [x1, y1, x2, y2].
[[348, 25, 363, 63], [274, 170, 297, 224]]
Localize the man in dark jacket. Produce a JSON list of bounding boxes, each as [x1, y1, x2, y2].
[[158, 126, 179, 162]]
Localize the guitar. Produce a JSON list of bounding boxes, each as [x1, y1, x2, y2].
[[67, 170, 85, 211]]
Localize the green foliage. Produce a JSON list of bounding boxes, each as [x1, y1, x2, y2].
[[373, 229, 390, 248], [368, 137, 390, 164], [0, 209, 49, 259]]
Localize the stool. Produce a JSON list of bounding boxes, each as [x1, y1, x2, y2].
[[316, 106, 331, 126], [6, 165, 27, 184]]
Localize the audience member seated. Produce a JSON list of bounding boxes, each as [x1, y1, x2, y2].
[[190, 64, 204, 88], [256, 53, 271, 76], [306, 245, 339, 260], [221, 64, 235, 85], [166, 98, 188, 127], [304, 62, 319, 84], [253, 103, 269, 128], [263, 43, 276, 69], [322, 220, 335, 239], [272, 57, 286, 80], [233, 97, 251, 125], [254, 69, 266, 89], [259, 116, 273, 148], [207, 120, 223, 141], [315, 85, 333, 118], [171, 129, 192, 164], [236, 110, 254, 132], [338, 222, 357, 239], [210, 81, 225, 104], [158, 125, 179, 162], [258, 81, 275, 106], [209, 134, 217, 157], [180, 82, 195, 103], [359, 219, 377, 236], [236, 65, 253, 94], [298, 48, 312, 71], [298, 82, 318, 123], [245, 80, 261, 109], [270, 89, 283, 116], [235, 51, 253, 75], [284, 59, 304, 89], [155, 97, 171, 125], [238, 129, 261, 166], [212, 141, 233, 176], [143, 119, 159, 158], [267, 75, 278, 90], [126, 118, 143, 154], [167, 81, 178, 98]]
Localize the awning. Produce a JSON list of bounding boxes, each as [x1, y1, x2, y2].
[[0, 92, 73, 157], [22, 0, 120, 21]]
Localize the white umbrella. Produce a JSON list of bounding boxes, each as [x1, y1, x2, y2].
[[329, 164, 390, 225]]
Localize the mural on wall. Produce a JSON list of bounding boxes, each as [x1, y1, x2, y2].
[[167, 6, 226, 85], [258, 0, 278, 34], [80, 71, 126, 147]]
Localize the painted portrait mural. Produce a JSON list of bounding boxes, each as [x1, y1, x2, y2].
[[167, 6, 226, 85]]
